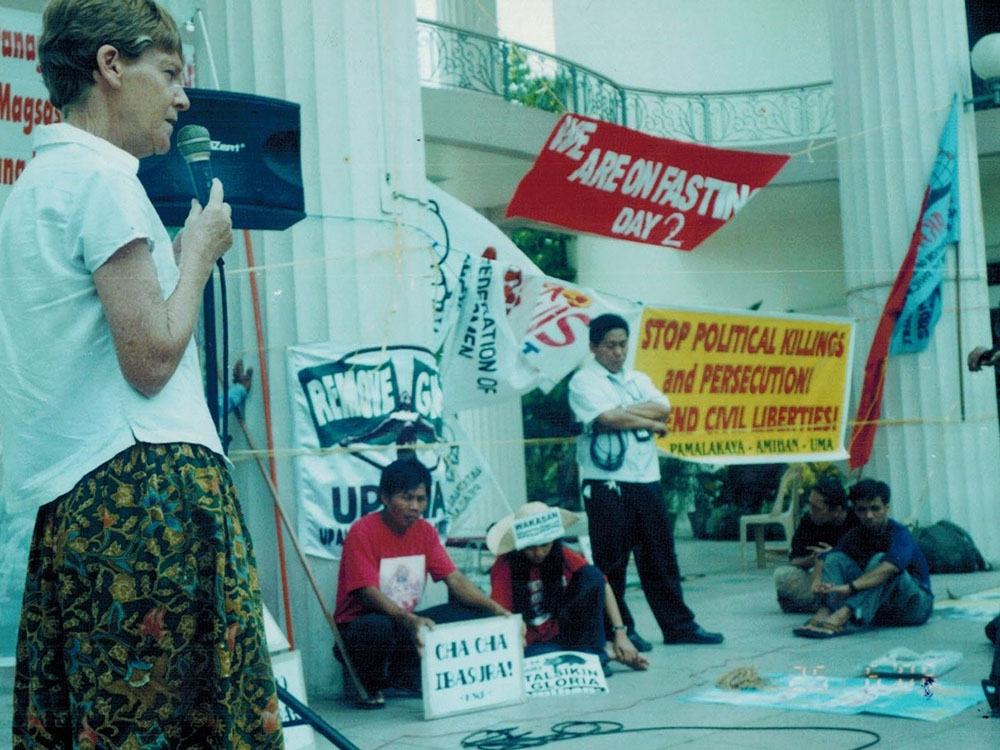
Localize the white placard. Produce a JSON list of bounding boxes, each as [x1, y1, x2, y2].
[[270, 650, 316, 750], [523, 651, 608, 697], [512, 509, 564, 550], [421, 616, 525, 720]]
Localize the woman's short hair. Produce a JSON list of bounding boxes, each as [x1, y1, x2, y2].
[[39, 0, 182, 111]]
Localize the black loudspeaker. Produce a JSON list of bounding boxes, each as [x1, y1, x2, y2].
[[138, 89, 305, 231]]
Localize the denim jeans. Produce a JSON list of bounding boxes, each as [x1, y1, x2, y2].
[[820, 551, 933, 627]]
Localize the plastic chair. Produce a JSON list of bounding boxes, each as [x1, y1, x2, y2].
[[738, 465, 803, 568]]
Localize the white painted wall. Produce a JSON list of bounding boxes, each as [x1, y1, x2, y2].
[[552, 0, 832, 92], [575, 181, 846, 317]]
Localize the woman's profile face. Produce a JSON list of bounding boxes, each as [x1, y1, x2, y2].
[[114, 47, 189, 158], [523, 542, 554, 565]]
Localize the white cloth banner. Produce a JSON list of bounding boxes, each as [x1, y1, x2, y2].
[[519, 279, 643, 393], [426, 182, 643, 406], [287, 342, 506, 559], [437, 251, 644, 407], [426, 182, 541, 354], [437, 252, 545, 412]]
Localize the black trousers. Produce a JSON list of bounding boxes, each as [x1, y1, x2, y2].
[[525, 564, 607, 659], [582, 479, 695, 638], [339, 601, 487, 693]]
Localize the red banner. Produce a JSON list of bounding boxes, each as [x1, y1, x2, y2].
[[506, 114, 790, 252]]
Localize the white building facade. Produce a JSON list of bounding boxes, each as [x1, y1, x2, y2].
[[0, 0, 998, 701]]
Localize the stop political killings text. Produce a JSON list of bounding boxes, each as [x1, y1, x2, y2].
[[641, 318, 846, 358], [634, 309, 851, 460]]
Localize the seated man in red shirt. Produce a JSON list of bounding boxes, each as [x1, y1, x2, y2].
[[333, 459, 512, 707], [488, 502, 649, 676]]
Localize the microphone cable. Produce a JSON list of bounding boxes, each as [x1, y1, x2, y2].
[[217, 255, 231, 452]]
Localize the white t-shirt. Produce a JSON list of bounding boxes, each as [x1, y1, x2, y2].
[[0, 123, 223, 516], [568, 357, 669, 483]]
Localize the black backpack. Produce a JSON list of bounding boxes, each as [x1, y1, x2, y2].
[[912, 520, 988, 574]]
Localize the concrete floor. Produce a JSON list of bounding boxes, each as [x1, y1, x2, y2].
[[307, 535, 1000, 750], [3, 533, 1000, 750]]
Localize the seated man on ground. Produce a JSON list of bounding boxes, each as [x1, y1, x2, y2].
[[793, 478, 933, 638], [487, 502, 649, 676], [333, 458, 513, 707], [774, 476, 857, 613]]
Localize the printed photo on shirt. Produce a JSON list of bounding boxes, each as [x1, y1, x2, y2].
[[379, 554, 426, 612]]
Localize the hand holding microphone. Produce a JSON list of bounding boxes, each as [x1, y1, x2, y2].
[[176, 124, 232, 271]]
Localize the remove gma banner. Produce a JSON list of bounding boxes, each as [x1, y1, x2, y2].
[[635, 307, 854, 463], [287, 342, 503, 558]]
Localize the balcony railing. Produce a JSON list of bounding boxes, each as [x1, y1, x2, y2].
[[416, 19, 836, 147]]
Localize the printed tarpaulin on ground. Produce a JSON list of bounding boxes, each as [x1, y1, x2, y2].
[[287, 342, 509, 559], [686, 672, 983, 722]]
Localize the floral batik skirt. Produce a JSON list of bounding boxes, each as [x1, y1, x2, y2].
[[12, 442, 284, 750]]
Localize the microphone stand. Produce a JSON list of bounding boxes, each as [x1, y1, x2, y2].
[[203, 276, 220, 433]]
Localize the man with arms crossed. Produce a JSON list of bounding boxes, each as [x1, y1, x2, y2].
[[569, 314, 723, 649]]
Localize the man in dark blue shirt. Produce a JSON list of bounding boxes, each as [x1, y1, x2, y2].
[[793, 478, 932, 638]]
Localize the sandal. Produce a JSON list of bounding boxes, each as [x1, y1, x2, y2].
[[793, 621, 852, 639], [354, 689, 386, 709]]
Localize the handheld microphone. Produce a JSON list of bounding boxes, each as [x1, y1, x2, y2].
[[177, 124, 214, 205], [176, 123, 229, 448]]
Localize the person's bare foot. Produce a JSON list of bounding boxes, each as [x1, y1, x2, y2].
[[824, 606, 851, 628]]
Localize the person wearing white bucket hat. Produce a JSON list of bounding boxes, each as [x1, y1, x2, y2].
[[488, 502, 649, 676]]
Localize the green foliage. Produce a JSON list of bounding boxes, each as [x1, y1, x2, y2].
[[515, 228, 578, 507], [660, 456, 726, 537], [510, 228, 573, 280], [522, 374, 579, 508], [506, 46, 572, 114]]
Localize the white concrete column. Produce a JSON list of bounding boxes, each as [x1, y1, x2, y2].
[[432, 2, 531, 522], [828, 0, 1000, 561], [200, 0, 435, 698]]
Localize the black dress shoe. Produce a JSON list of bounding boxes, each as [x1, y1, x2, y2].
[[627, 629, 653, 652], [663, 625, 724, 644]]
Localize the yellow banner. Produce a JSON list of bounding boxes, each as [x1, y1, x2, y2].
[[635, 307, 854, 463]]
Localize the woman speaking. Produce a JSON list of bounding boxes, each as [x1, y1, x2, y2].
[[0, 1, 282, 747]]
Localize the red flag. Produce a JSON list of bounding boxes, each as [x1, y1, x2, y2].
[[506, 114, 789, 252], [847, 187, 930, 469]]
